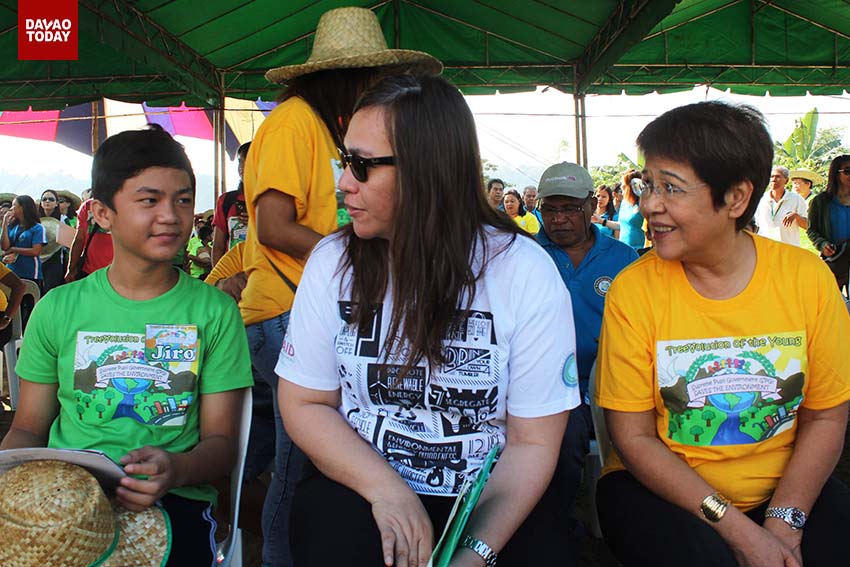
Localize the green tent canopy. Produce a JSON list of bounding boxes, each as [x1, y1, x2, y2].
[[2, 1, 848, 111], [597, 0, 850, 96], [2, 0, 678, 109]]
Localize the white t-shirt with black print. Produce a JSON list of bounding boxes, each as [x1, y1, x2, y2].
[[276, 229, 580, 496]]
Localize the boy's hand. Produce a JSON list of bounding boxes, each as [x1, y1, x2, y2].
[[117, 446, 183, 511]]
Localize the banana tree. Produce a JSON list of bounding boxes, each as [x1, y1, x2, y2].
[[774, 108, 846, 174]]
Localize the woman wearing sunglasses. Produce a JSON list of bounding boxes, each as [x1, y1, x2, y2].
[[37, 190, 65, 293], [231, 8, 441, 566], [278, 74, 578, 567], [806, 154, 850, 295]]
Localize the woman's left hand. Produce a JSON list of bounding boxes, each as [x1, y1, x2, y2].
[[763, 519, 803, 566], [2, 253, 16, 264], [371, 484, 434, 567], [591, 213, 603, 224]]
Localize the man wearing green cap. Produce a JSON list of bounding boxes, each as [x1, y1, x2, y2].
[[535, 162, 637, 555]]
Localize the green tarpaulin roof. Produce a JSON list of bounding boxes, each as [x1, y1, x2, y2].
[[598, 0, 850, 95], [0, 0, 848, 110]]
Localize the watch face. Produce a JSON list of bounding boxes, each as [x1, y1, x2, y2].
[[788, 508, 806, 528]]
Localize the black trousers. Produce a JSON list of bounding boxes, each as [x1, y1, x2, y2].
[[291, 463, 566, 566], [160, 493, 217, 567], [596, 470, 850, 567]]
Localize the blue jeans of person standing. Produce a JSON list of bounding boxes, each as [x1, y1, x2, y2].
[[246, 311, 306, 567]]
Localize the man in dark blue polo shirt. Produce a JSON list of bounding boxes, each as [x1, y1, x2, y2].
[[536, 162, 637, 558]]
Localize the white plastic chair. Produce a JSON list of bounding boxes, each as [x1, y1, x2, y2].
[[586, 358, 613, 539], [588, 359, 613, 467], [2, 279, 41, 410], [216, 387, 253, 567]]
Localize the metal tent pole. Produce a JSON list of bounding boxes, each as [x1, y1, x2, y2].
[[574, 93, 582, 165], [213, 105, 221, 201], [91, 99, 100, 153], [579, 94, 588, 168]]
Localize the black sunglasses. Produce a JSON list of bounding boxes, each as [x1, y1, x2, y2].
[[839, 168, 850, 175], [338, 148, 395, 182], [41, 196, 56, 202]]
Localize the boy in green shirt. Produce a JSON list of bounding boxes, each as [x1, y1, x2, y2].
[[1, 125, 253, 566]]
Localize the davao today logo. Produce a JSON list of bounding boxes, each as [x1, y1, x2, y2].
[[18, 0, 78, 60]]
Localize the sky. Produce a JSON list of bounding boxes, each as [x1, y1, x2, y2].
[[1, 85, 849, 211]]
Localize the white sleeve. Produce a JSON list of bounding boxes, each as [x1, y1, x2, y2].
[[505, 243, 580, 417], [275, 239, 343, 391], [753, 200, 767, 229], [796, 194, 808, 218]]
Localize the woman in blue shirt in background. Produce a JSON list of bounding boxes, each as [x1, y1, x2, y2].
[[2, 195, 45, 287], [592, 184, 619, 238]]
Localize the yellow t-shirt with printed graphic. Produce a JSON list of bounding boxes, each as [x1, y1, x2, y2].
[[596, 233, 850, 510], [240, 97, 343, 325]]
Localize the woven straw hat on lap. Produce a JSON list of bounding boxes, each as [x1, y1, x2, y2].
[[265, 6, 442, 83], [0, 461, 170, 567]]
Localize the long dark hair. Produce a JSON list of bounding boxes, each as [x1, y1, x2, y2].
[[278, 67, 382, 149], [596, 185, 616, 217], [340, 74, 524, 376], [502, 189, 526, 216], [826, 154, 850, 196], [39, 190, 61, 220], [12, 195, 39, 230]]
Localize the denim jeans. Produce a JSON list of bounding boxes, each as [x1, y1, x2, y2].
[[246, 312, 306, 567]]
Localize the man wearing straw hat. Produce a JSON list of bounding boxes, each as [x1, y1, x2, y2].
[[216, 6, 441, 566], [790, 169, 823, 201]]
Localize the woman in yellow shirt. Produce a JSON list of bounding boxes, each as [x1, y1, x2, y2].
[[596, 101, 850, 567], [502, 189, 540, 234]]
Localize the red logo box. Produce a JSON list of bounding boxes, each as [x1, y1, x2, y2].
[[18, 0, 78, 61]]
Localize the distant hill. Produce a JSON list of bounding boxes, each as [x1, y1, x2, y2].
[[484, 162, 547, 190]]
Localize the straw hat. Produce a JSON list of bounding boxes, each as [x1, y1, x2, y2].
[[0, 461, 171, 567], [790, 169, 824, 185], [266, 7, 442, 83], [0, 192, 16, 206], [39, 216, 63, 259], [58, 189, 83, 212]]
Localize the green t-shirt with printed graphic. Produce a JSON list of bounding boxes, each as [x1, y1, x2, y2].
[[16, 268, 253, 504]]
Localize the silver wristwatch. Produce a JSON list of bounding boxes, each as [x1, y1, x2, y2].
[[764, 506, 807, 530], [460, 534, 497, 566]]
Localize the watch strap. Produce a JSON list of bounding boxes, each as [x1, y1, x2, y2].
[[765, 506, 807, 530], [460, 534, 497, 566]]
